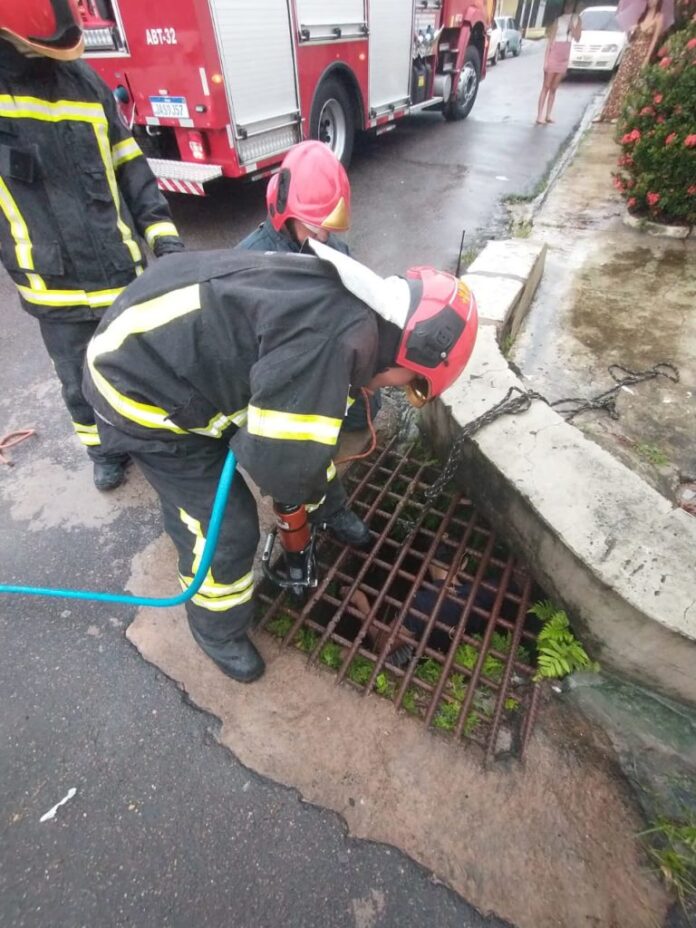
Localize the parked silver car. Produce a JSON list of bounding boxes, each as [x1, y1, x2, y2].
[[495, 16, 523, 58]]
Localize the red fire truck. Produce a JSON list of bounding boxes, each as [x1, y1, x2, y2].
[[78, 1, 494, 195]]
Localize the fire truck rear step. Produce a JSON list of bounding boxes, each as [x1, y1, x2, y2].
[[148, 159, 224, 196]]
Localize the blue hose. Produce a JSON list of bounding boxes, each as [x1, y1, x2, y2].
[[0, 450, 237, 608]]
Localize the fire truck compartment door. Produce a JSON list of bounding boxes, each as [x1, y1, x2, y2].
[[208, 0, 299, 144], [296, 1, 366, 40], [369, 0, 414, 113]]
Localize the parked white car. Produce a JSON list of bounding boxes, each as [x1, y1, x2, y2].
[[487, 21, 503, 65], [495, 16, 523, 58], [569, 6, 628, 73]]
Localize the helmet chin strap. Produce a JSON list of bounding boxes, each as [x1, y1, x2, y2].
[[307, 239, 410, 329]]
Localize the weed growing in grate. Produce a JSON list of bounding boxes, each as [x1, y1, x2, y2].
[[504, 697, 520, 711], [402, 687, 422, 715], [491, 630, 532, 665], [433, 699, 462, 731], [483, 653, 504, 682], [448, 673, 467, 701], [319, 642, 343, 670], [415, 658, 443, 685], [454, 642, 478, 671], [295, 626, 319, 653], [529, 601, 598, 681], [347, 654, 374, 686], [433, 700, 480, 735], [374, 672, 396, 699], [266, 612, 294, 638]]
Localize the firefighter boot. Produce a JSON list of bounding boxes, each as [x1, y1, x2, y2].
[[93, 460, 126, 492], [323, 506, 371, 548], [189, 624, 265, 683]]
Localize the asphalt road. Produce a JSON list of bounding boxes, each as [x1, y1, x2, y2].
[[0, 43, 603, 928]]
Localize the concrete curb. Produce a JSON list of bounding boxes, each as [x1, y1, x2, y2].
[[623, 210, 693, 239], [422, 238, 696, 707]]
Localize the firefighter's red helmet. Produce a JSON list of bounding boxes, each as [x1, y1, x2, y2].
[[397, 268, 478, 406], [267, 140, 351, 234], [0, 0, 84, 60]]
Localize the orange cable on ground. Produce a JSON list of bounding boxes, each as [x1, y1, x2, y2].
[[0, 429, 36, 466], [335, 388, 377, 466]]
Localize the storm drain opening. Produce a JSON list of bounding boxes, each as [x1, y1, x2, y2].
[[258, 438, 545, 761]]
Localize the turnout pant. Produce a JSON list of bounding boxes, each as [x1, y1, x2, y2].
[[38, 318, 126, 465], [98, 421, 260, 653]]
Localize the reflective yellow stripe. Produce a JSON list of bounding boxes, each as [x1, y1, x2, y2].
[[0, 96, 105, 122], [0, 179, 46, 292], [179, 508, 254, 611], [190, 408, 248, 438], [247, 406, 342, 446], [305, 460, 336, 512], [0, 96, 143, 268], [93, 120, 142, 265], [18, 285, 125, 308], [76, 432, 101, 447], [305, 496, 326, 514], [144, 221, 179, 248], [86, 284, 200, 433], [72, 422, 101, 446], [111, 137, 143, 169]]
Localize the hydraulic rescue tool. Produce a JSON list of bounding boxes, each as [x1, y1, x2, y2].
[[261, 504, 318, 603]]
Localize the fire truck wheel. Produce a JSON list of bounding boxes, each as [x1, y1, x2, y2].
[[444, 46, 481, 121], [310, 78, 355, 167]]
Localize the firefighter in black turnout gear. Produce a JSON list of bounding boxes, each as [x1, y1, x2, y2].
[[82, 242, 479, 684], [237, 140, 377, 548], [0, 1, 183, 490]]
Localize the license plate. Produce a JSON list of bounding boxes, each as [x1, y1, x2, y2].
[[149, 95, 189, 119]]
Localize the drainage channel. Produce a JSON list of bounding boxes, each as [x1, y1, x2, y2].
[[258, 438, 543, 760]]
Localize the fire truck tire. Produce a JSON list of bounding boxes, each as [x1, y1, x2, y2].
[[444, 46, 481, 121], [309, 79, 355, 168]]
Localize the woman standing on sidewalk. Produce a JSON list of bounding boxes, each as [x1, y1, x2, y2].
[[536, 1, 582, 124], [601, 0, 666, 121]]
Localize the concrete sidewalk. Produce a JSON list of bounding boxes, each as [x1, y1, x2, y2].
[[421, 122, 696, 708]]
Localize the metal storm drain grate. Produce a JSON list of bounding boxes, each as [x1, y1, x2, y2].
[[258, 440, 543, 760]]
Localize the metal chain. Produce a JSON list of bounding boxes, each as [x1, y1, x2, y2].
[[408, 360, 679, 523]]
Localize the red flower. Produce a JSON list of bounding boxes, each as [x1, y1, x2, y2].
[[613, 176, 625, 191], [640, 105, 654, 116], [646, 192, 661, 207], [653, 93, 663, 104], [688, 186, 696, 196], [657, 115, 666, 124], [685, 135, 696, 148], [665, 132, 678, 145], [627, 197, 637, 208], [688, 38, 696, 49], [659, 57, 672, 68], [657, 45, 667, 56]]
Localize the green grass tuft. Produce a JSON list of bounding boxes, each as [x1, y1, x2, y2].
[[266, 612, 294, 638], [414, 658, 443, 685], [319, 642, 343, 670]]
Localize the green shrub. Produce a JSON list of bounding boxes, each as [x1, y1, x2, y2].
[[614, 20, 696, 225]]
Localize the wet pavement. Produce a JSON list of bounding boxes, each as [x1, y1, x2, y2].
[[0, 45, 607, 928], [512, 124, 696, 504]]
